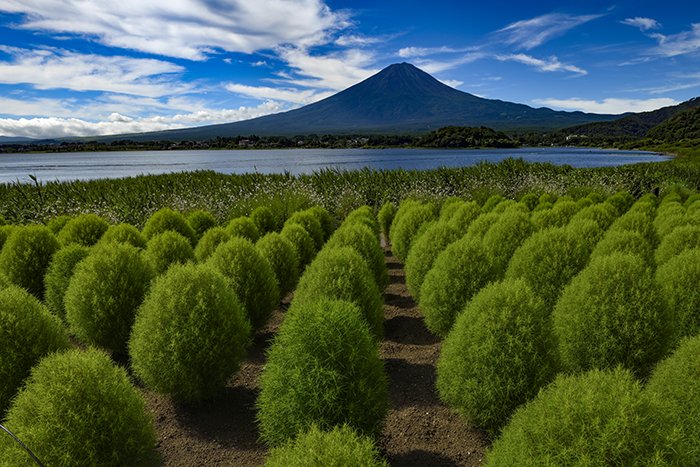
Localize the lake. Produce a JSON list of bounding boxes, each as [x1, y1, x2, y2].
[[0, 147, 670, 184]]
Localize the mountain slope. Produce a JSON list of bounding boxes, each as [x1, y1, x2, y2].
[[647, 106, 700, 141]]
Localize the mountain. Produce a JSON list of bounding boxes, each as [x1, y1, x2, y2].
[[0, 136, 36, 144], [562, 97, 700, 139], [647, 105, 700, 141], [98, 63, 619, 142]]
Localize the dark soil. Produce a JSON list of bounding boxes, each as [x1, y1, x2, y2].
[[143, 249, 488, 466]]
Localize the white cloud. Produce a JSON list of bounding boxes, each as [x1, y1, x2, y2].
[[336, 35, 381, 47], [225, 83, 333, 104], [533, 97, 678, 114], [438, 79, 463, 88], [621, 17, 661, 31], [497, 13, 602, 50], [0, 46, 187, 97], [415, 53, 485, 74], [398, 46, 471, 58], [496, 53, 587, 75], [0, 0, 346, 60], [651, 23, 700, 57]]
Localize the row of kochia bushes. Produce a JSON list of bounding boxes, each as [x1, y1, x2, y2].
[[0, 202, 363, 465], [386, 189, 700, 464]]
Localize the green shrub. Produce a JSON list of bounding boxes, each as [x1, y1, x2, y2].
[[569, 202, 619, 229], [44, 244, 91, 320], [646, 334, 700, 465], [589, 230, 653, 264], [186, 209, 217, 239], [377, 202, 396, 243], [285, 211, 325, 250], [281, 223, 316, 269], [656, 248, 700, 340], [266, 424, 388, 467], [65, 243, 153, 354], [439, 197, 465, 220], [628, 199, 657, 217], [685, 194, 700, 208], [437, 279, 556, 435], [389, 203, 436, 262], [486, 368, 675, 466], [533, 201, 553, 212], [57, 213, 109, 246], [482, 194, 505, 212], [654, 202, 686, 238], [343, 206, 379, 236], [326, 224, 388, 290], [553, 253, 672, 378], [129, 264, 251, 404], [0, 348, 157, 466], [0, 286, 69, 414], [483, 209, 532, 275], [465, 211, 500, 241], [389, 199, 421, 237], [257, 299, 388, 447], [251, 205, 278, 234], [655, 225, 700, 266], [607, 210, 657, 244], [99, 223, 147, 248], [405, 222, 460, 300], [141, 207, 197, 246], [226, 216, 261, 242], [420, 237, 497, 337], [256, 232, 300, 295], [143, 231, 194, 275], [519, 193, 539, 211], [193, 226, 230, 262], [293, 247, 383, 339], [530, 200, 579, 230], [605, 191, 634, 214], [446, 200, 480, 230], [207, 237, 279, 330], [308, 205, 335, 240], [491, 200, 526, 214], [0, 225, 60, 299], [46, 215, 72, 234], [539, 193, 557, 204], [0, 225, 14, 251]]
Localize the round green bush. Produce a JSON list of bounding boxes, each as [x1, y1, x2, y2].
[[44, 244, 91, 320], [281, 223, 316, 269], [0, 286, 69, 414], [446, 200, 480, 230], [226, 216, 261, 242], [655, 224, 700, 266], [0, 225, 14, 251], [437, 279, 556, 435], [390, 199, 422, 235], [589, 230, 653, 264], [485, 368, 675, 466], [293, 246, 383, 339], [465, 211, 500, 240], [46, 215, 72, 234], [628, 199, 657, 217], [553, 253, 672, 378], [285, 211, 324, 250], [530, 200, 579, 230], [308, 205, 335, 240], [99, 223, 147, 248], [685, 194, 700, 208], [420, 237, 497, 337], [646, 334, 700, 465], [566, 218, 604, 251], [256, 232, 300, 296], [569, 202, 619, 229], [65, 243, 153, 354], [327, 224, 388, 291], [377, 201, 396, 243], [491, 200, 527, 214], [193, 226, 231, 262], [439, 197, 464, 220], [57, 213, 109, 246], [390, 204, 436, 262], [344, 206, 378, 236], [257, 299, 388, 447], [606, 191, 634, 214], [483, 209, 533, 275], [251, 205, 278, 234], [404, 222, 460, 300], [519, 193, 539, 211], [143, 231, 194, 275], [266, 424, 388, 467], [0, 225, 60, 299], [0, 348, 157, 466], [533, 200, 553, 212], [0, 272, 9, 290], [186, 209, 217, 240], [141, 207, 197, 246], [482, 194, 505, 212], [607, 210, 657, 244], [206, 237, 279, 330], [654, 202, 686, 238], [656, 248, 700, 340], [539, 193, 557, 204], [129, 264, 251, 404]]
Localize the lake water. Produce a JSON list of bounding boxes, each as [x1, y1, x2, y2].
[[0, 147, 669, 184]]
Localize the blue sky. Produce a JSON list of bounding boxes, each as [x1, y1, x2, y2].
[[0, 0, 698, 138]]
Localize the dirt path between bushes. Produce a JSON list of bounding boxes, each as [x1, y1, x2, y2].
[[142, 249, 488, 466]]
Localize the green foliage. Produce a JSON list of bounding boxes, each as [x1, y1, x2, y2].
[[0, 225, 13, 251], [250, 205, 278, 235], [482, 209, 532, 275], [646, 334, 700, 465], [418, 126, 517, 148], [326, 224, 388, 290], [44, 244, 91, 320], [0, 286, 69, 414], [648, 105, 700, 141], [99, 223, 147, 248], [438, 197, 464, 220], [569, 202, 619, 229], [437, 279, 556, 435], [481, 194, 505, 213], [420, 237, 497, 337], [485, 368, 675, 466], [129, 264, 251, 404], [266, 424, 388, 467], [257, 299, 388, 447], [655, 224, 700, 266], [539, 193, 557, 204], [144, 231, 195, 275], [141, 207, 197, 246], [226, 216, 261, 242], [193, 226, 230, 262], [308, 205, 335, 240], [405, 222, 460, 300], [344, 205, 378, 235], [57, 213, 109, 246], [654, 202, 686, 238], [0, 348, 157, 467], [186, 209, 217, 240], [656, 248, 700, 340], [465, 211, 500, 240], [519, 193, 539, 211], [0, 225, 59, 299], [377, 202, 395, 243], [256, 232, 300, 295], [65, 243, 153, 354], [46, 215, 72, 234], [589, 230, 653, 264], [285, 211, 325, 250], [553, 253, 672, 378], [293, 247, 383, 339], [445, 200, 480, 230], [389, 203, 436, 262], [206, 237, 279, 330], [281, 223, 316, 269], [607, 210, 657, 244], [530, 200, 579, 230], [605, 191, 634, 214]]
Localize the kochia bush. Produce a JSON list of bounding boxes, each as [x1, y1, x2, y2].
[[285, 211, 325, 250], [569, 202, 619, 229], [257, 299, 388, 447], [142, 207, 197, 246], [144, 230, 195, 275], [404, 222, 460, 300], [607, 210, 657, 245], [482, 209, 533, 275], [43, 244, 91, 320], [57, 213, 109, 246], [99, 223, 147, 249], [280, 223, 317, 269], [464, 211, 500, 241], [437, 279, 556, 435], [656, 248, 700, 340], [654, 202, 686, 238], [226, 216, 261, 242], [193, 226, 231, 262], [308, 205, 335, 240], [327, 223, 388, 290], [251, 205, 278, 234], [129, 264, 251, 404], [343, 206, 379, 236], [0, 225, 60, 299], [445, 200, 480, 231], [589, 230, 653, 264], [186, 209, 217, 240], [46, 215, 72, 234], [377, 202, 396, 243], [655, 224, 700, 266], [0, 349, 157, 466], [389, 203, 436, 262], [256, 232, 300, 295]]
